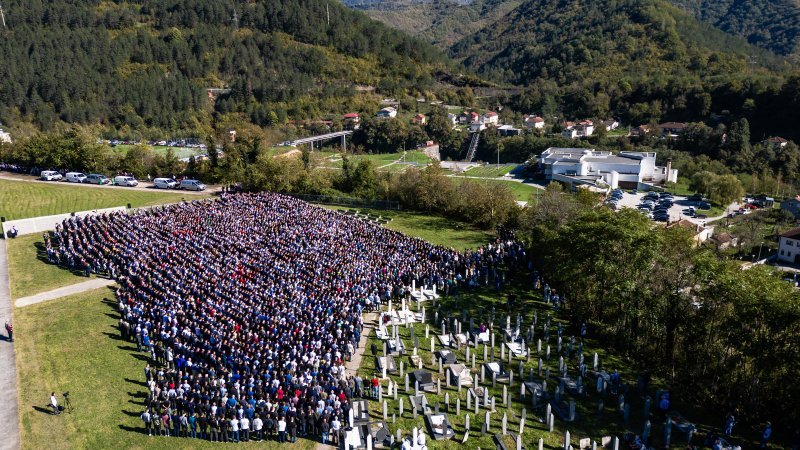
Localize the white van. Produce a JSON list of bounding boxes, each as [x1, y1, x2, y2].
[[153, 177, 178, 189], [180, 179, 206, 191], [113, 175, 138, 187], [40, 170, 62, 181], [65, 172, 87, 183]]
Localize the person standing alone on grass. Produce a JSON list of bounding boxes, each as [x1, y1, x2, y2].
[[50, 392, 59, 415], [4, 320, 12, 342]]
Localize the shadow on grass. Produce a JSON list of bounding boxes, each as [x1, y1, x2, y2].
[[121, 409, 141, 417], [124, 378, 147, 387], [32, 405, 55, 415], [103, 332, 125, 342]]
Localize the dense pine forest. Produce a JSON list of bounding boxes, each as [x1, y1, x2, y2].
[[0, 0, 449, 132]]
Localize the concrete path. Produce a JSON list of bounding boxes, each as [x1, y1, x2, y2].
[[0, 240, 21, 450], [15, 278, 116, 308], [315, 311, 377, 450]]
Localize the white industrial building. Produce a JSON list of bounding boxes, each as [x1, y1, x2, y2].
[[538, 147, 678, 189]]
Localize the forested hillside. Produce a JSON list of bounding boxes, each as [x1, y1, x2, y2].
[[342, 0, 523, 48], [670, 0, 800, 58], [0, 0, 449, 132], [447, 0, 800, 139]]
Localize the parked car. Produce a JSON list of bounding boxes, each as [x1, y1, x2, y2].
[[153, 177, 178, 189], [180, 179, 206, 191], [40, 170, 63, 181], [84, 174, 111, 185], [65, 172, 87, 183], [113, 175, 138, 187]]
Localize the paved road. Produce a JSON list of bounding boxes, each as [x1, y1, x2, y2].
[[0, 240, 21, 450], [15, 278, 116, 308]]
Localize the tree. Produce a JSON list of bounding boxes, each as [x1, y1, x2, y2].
[[710, 174, 744, 205], [689, 170, 719, 196]]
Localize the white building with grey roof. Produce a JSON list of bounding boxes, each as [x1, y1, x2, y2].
[[538, 147, 677, 189]]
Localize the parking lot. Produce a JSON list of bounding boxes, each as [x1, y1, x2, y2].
[[607, 190, 711, 224]]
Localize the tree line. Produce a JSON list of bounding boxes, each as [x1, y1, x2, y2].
[[521, 184, 800, 433]]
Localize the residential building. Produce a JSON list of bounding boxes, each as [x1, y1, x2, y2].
[[376, 107, 397, 119], [447, 113, 458, 127], [657, 122, 686, 137], [469, 123, 487, 133], [411, 114, 427, 125], [666, 219, 714, 246], [538, 147, 678, 189], [603, 119, 620, 131], [561, 120, 594, 139], [0, 128, 10, 144], [763, 136, 789, 149], [777, 227, 800, 263], [498, 125, 522, 136], [481, 112, 499, 126], [781, 197, 800, 219], [631, 125, 651, 137], [343, 113, 360, 125], [523, 115, 546, 129], [561, 128, 578, 139], [709, 233, 738, 251]]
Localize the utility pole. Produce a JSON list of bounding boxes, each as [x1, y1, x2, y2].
[[327, 3, 330, 26]]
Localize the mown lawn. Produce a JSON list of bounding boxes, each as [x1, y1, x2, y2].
[[453, 178, 541, 202], [15, 287, 313, 450], [464, 164, 519, 178], [326, 207, 493, 250], [6, 234, 92, 299], [0, 179, 202, 221]]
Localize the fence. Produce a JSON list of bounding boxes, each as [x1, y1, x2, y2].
[[287, 193, 401, 210]]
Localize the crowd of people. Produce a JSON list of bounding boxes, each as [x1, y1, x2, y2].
[[47, 192, 525, 443]]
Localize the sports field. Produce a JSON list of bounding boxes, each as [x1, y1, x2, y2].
[[0, 179, 202, 221], [463, 164, 519, 178]]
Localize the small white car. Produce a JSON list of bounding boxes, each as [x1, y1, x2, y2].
[[40, 170, 63, 181]]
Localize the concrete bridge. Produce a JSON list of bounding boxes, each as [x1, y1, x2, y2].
[[290, 130, 352, 150]]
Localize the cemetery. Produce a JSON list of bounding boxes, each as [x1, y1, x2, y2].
[[353, 273, 733, 450]]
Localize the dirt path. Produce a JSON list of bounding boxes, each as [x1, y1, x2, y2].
[[15, 278, 115, 308]]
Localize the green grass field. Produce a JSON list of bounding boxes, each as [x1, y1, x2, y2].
[[6, 234, 92, 299], [464, 164, 519, 178], [453, 178, 541, 202], [15, 287, 312, 450], [326, 207, 493, 250], [0, 179, 202, 221], [312, 151, 432, 171]]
